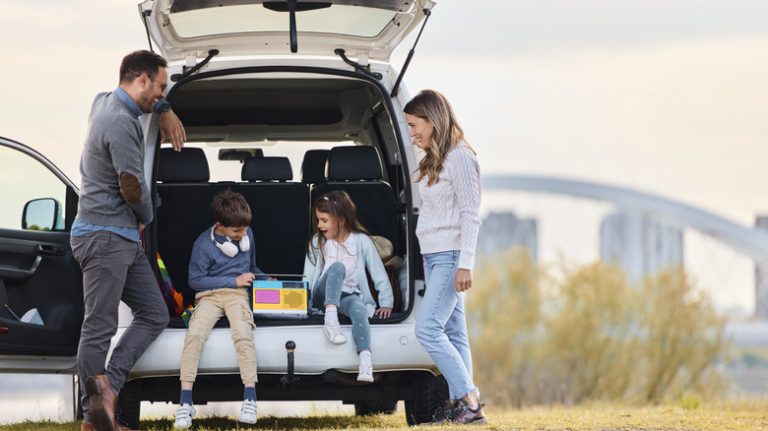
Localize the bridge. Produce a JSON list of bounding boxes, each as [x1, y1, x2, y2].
[[483, 175, 768, 315]]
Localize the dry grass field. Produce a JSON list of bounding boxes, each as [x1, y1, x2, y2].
[[2, 401, 767, 431]]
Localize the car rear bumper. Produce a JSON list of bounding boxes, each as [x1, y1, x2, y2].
[[116, 322, 436, 379]]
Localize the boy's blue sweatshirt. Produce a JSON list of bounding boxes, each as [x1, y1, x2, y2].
[[188, 226, 265, 291]]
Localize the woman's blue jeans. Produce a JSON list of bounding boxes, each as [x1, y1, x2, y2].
[[415, 250, 476, 400], [312, 262, 371, 353]]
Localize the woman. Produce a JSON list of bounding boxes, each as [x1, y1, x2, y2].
[[405, 89, 485, 424]]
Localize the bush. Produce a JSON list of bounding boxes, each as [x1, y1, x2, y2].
[[467, 248, 726, 407]]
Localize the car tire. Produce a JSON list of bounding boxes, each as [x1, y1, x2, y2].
[[116, 380, 141, 429], [354, 400, 398, 416], [404, 374, 448, 426]]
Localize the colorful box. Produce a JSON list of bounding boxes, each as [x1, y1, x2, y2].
[[252, 279, 308, 318]]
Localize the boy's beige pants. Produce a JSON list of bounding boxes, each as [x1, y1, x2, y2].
[[180, 288, 257, 384]]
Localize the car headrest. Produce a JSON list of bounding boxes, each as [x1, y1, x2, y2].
[[241, 156, 293, 182], [300, 149, 330, 183], [220, 148, 264, 161], [326, 146, 382, 181], [157, 147, 210, 183]]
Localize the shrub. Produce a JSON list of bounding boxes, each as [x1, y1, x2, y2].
[[467, 248, 726, 406]]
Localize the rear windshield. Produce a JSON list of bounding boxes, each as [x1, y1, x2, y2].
[[169, 4, 397, 39]]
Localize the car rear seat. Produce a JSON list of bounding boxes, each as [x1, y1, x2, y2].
[[312, 146, 403, 256], [311, 146, 405, 313], [232, 157, 310, 278], [156, 147, 229, 306]]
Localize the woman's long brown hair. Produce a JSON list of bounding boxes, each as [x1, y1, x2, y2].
[[404, 89, 473, 185]]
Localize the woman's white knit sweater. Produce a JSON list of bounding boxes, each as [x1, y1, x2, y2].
[[415, 143, 481, 270]]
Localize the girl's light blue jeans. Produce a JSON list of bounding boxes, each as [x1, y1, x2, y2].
[[415, 250, 476, 400], [312, 262, 371, 353]]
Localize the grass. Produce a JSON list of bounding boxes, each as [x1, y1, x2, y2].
[[2, 402, 767, 430]]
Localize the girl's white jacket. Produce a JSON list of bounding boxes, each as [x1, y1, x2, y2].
[[303, 232, 394, 317]]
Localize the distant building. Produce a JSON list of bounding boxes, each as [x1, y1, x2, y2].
[[477, 212, 538, 262], [755, 216, 768, 319], [600, 212, 684, 283]]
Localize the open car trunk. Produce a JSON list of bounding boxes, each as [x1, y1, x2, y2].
[[152, 70, 411, 327]]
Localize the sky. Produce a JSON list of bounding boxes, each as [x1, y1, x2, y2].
[[2, 0, 768, 310], [0, 0, 767, 423]]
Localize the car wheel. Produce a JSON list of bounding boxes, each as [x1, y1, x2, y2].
[[404, 374, 448, 426], [354, 400, 398, 416], [116, 380, 141, 429]]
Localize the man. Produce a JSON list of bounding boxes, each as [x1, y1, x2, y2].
[[70, 50, 185, 431]]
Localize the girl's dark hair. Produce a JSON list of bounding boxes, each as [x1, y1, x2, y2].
[[211, 190, 252, 227], [307, 190, 368, 263]]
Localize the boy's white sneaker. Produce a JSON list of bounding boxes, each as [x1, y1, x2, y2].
[[357, 363, 374, 382], [174, 403, 195, 429], [239, 399, 258, 424], [323, 323, 347, 344]]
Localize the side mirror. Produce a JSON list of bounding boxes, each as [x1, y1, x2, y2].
[[22, 198, 62, 231]]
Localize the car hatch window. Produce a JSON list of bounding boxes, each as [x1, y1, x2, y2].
[[170, 4, 397, 39]]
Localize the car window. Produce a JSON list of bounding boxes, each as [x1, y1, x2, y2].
[[170, 5, 397, 39], [175, 141, 355, 182], [0, 145, 66, 231]]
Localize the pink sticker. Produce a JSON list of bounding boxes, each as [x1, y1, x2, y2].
[[254, 289, 281, 304]]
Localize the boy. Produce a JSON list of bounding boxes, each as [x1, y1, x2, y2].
[[174, 190, 263, 428]]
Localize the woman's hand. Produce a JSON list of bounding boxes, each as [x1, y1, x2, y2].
[[159, 109, 186, 151], [374, 307, 392, 319], [455, 268, 473, 292]]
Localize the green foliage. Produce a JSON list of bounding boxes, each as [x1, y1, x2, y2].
[[681, 392, 702, 410], [468, 248, 726, 407]]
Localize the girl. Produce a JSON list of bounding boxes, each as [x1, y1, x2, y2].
[[405, 90, 486, 424], [303, 190, 394, 382]]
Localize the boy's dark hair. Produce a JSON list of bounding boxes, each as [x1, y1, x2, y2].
[[211, 190, 252, 227], [119, 50, 168, 83]]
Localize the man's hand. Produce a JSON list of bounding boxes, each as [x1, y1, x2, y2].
[[455, 268, 473, 292], [159, 109, 186, 151], [374, 307, 392, 319], [138, 223, 146, 233], [236, 272, 256, 287]]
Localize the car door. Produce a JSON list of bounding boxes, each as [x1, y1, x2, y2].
[[0, 137, 82, 372], [139, 0, 434, 62]]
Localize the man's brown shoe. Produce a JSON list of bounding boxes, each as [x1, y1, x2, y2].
[[85, 420, 138, 431], [85, 375, 117, 431], [114, 420, 139, 431]]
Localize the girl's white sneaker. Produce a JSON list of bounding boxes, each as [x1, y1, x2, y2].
[[323, 323, 347, 344], [357, 364, 374, 382]]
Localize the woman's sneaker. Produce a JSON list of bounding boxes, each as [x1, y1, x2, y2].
[[173, 403, 195, 429], [451, 399, 487, 425], [239, 399, 258, 424], [431, 400, 459, 424], [323, 323, 347, 344]]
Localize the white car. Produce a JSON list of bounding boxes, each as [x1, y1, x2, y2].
[[0, 0, 449, 427]]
